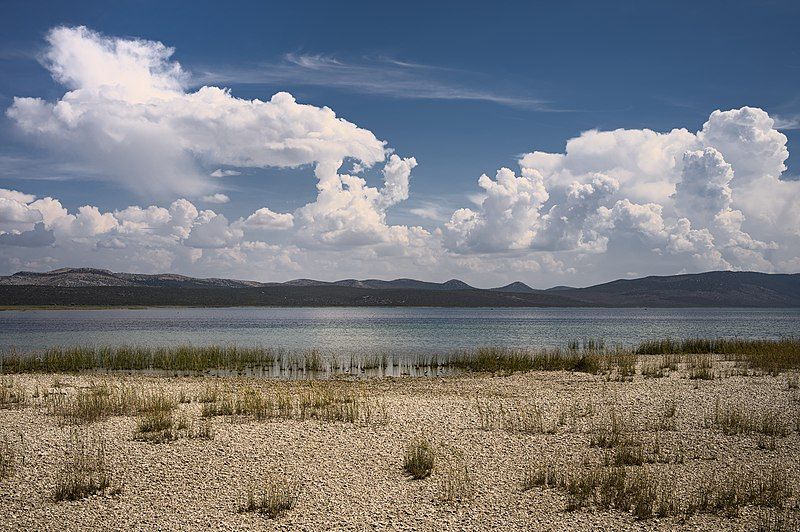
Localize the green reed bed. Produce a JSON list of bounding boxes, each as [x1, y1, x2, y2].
[[2, 338, 798, 376], [444, 346, 605, 374], [635, 338, 800, 373], [0, 345, 280, 373]]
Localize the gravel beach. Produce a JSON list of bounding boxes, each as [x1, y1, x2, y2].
[[1, 362, 799, 531]]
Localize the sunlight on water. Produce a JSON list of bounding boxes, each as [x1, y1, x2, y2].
[[1, 307, 798, 355]]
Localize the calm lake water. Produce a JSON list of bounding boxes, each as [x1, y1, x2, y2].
[[1, 307, 798, 354]]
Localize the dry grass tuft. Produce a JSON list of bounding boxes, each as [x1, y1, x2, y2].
[[709, 399, 789, 438], [403, 438, 435, 480], [437, 448, 474, 503], [0, 377, 26, 409], [200, 383, 386, 425], [238, 477, 300, 519], [53, 431, 117, 501], [525, 459, 792, 520], [0, 436, 14, 479], [754, 508, 800, 532]]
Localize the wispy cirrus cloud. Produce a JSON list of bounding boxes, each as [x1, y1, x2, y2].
[[194, 53, 552, 110], [772, 113, 800, 130]]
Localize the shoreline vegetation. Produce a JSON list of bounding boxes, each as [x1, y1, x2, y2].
[[1, 338, 799, 530], [1, 338, 798, 376]]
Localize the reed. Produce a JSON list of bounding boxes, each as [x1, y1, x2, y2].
[[635, 338, 800, 374], [2, 338, 797, 378], [0, 345, 279, 373]]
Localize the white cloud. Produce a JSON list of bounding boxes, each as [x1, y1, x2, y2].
[[198, 53, 548, 109], [444, 167, 549, 253], [201, 193, 230, 204], [7, 26, 389, 199], [444, 106, 800, 278], [2, 27, 799, 286], [243, 208, 294, 230], [210, 169, 241, 178], [184, 212, 242, 249], [0, 197, 42, 224], [0, 188, 37, 203]]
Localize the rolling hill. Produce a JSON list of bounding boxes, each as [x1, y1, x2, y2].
[[0, 268, 798, 307]]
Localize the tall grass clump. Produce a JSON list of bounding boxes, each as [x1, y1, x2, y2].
[[238, 478, 300, 519], [754, 508, 800, 532], [403, 438, 435, 479], [135, 409, 177, 443], [53, 432, 116, 501], [523, 462, 558, 490]]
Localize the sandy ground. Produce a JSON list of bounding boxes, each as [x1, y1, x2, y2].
[[1, 364, 799, 531]]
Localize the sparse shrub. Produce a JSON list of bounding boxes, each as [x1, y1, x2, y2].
[[501, 401, 548, 434], [238, 478, 300, 519], [403, 438, 435, 479], [653, 398, 678, 431], [197, 384, 221, 403], [641, 361, 665, 378], [605, 352, 637, 381]]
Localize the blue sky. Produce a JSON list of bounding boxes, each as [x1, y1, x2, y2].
[[1, 0, 799, 286]]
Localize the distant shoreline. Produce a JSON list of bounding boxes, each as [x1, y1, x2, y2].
[[2, 304, 800, 312], [2, 270, 799, 307]]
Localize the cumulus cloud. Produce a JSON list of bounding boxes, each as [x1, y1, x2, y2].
[[6, 26, 390, 199], [243, 208, 294, 230], [0, 223, 55, 247], [2, 27, 799, 286], [2, 26, 432, 279], [444, 167, 549, 253], [444, 106, 800, 278], [210, 169, 241, 178], [201, 193, 230, 204]]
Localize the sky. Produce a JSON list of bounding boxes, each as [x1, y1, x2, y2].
[[1, 0, 799, 288]]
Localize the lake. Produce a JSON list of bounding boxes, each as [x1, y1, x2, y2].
[[1, 307, 798, 354]]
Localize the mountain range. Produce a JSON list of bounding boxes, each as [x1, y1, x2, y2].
[[0, 268, 798, 307]]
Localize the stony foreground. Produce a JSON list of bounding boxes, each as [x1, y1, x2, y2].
[[1, 359, 799, 531]]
